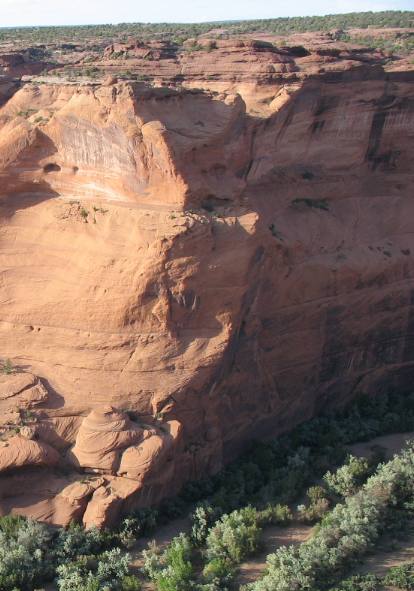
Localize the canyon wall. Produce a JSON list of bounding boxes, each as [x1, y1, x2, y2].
[[0, 45, 414, 526]]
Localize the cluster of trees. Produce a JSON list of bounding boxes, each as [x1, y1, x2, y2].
[[0, 11, 412, 45], [0, 516, 140, 591], [136, 391, 414, 590], [138, 451, 379, 589], [142, 504, 291, 590], [173, 390, 414, 515], [1, 390, 414, 589], [137, 439, 414, 590], [56, 549, 134, 591], [246, 442, 414, 590], [341, 32, 414, 55], [229, 11, 414, 35]]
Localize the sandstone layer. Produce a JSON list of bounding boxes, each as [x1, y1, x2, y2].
[[0, 33, 413, 526]]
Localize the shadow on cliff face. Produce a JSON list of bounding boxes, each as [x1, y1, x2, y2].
[[246, 66, 414, 193], [78, 66, 414, 463], [207, 65, 414, 463], [37, 377, 66, 410], [0, 76, 20, 108], [0, 129, 61, 216], [129, 83, 252, 208], [0, 84, 252, 211], [156, 214, 264, 450]]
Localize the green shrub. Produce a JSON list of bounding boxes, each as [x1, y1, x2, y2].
[[324, 455, 373, 497], [0, 514, 27, 537], [383, 562, 414, 589], [17, 109, 37, 118], [1, 358, 14, 374], [0, 517, 53, 590], [56, 557, 100, 591], [117, 509, 158, 548], [330, 573, 380, 590], [297, 498, 330, 524], [142, 533, 194, 591], [258, 504, 293, 526], [191, 503, 221, 546], [55, 523, 111, 562], [1, 391, 414, 591], [205, 506, 261, 564], [202, 557, 235, 586], [56, 548, 130, 591], [121, 575, 142, 590], [96, 548, 130, 586], [296, 485, 331, 524], [79, 207, 89, 222], [179, 392, 414, 519]]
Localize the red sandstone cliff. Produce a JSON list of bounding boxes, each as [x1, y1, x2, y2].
[[0, 36, 413, 526]]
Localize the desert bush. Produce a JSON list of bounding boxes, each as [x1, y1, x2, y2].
[[383, 561, 414, 589], [56, 548, 130, 591], [258, 504, 293, 526], [307, 485, 327, 504], [0, 516, 54, 590], [141, 540, 162, 581], [177, 392, 414, 523], [120, 574, 142, 590], [0, 514, 27, 537], [205, 506, 261, 564], [1, 358, 14, 374], [56, 557, 101, 591], [96, 548, 130, 586], [120, 575, 142, 590], [191, 502, 221, 546], [296, 485, 331, 523], [324, 455, 372, 497], [2, 12, 412, 46], [297, 498, 330, 524], [55, 522, 112, 562], [291, 197, 330, 211], [117, 508, 158, 548], [142, 533, 194, 591], [0, 391, 413, 591], [158, 497, 186, 521], [330, 573, 380, 590], [118, 517, 140, 548], [201, 556, 235, 588], [79, 207, 89, 222]]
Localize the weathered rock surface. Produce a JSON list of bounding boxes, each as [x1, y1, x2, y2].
[[0, 435, 60, 472], [0, 33, 413, 526], [70, 406, 153, 472]]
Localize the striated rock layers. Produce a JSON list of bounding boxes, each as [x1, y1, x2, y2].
[[0, 50, 414, 526]]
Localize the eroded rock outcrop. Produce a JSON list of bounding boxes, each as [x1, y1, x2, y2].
[[70, 406, 149, 472], [0, 435, 59, 472], [0, 370, 184, 524], [0, 38, 413, 526]]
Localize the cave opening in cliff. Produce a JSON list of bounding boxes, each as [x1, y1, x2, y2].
[[43, 162, 61, 173]]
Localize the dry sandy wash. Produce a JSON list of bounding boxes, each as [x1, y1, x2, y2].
[[0, 31, 413, 527]]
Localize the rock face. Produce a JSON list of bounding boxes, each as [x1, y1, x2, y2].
[[0, 35, 414, 526]]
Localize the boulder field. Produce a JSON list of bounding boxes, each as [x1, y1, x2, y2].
[[0, 38, 413, 526]]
